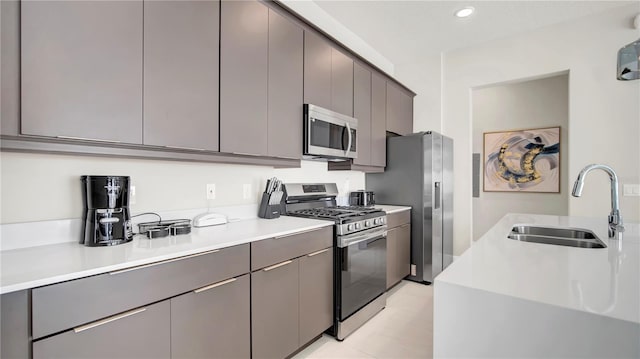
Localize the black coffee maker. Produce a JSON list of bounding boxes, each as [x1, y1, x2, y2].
[[81, 175, 133, 246]]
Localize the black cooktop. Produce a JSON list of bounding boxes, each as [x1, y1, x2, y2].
[[287, 206, 383, 223]]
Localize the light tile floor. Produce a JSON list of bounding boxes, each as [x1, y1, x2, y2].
[[292, 281, 433, 359]]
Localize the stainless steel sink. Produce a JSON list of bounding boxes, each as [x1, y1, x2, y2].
[[508, 225, 606, 248]]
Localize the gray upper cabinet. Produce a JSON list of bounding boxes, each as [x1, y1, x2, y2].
[[268, 9, 304, 159], [353, 63, 372, 166], [331, 49, 354, 116], [33, 300, 170, 359], [171, 274, 250, 359], [386, 82, 414, 136], [220, 0, 269, 155], [371, 73, 387, 167], [20, 1, 143, 144], [299, 248, 334, 346], [304, 31, 354, 116], [304, 31, 332, 110], [143, 0, 219, 151], [252, 259, 300, 359]]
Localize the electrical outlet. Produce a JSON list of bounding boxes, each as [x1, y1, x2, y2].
[[130, 185, 136, 205], [243, 184, 252, 200], [206, 183, 216, 200], [623, 184, 640, 196]]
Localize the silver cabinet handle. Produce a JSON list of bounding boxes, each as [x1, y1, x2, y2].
[[57, 135, 121, 143], [73, 307, 146, 333], [307, 248, 330, 257], [274, 227, 321, 239], [194, 277, 237, 294], [164, 145, 205, 151], [263, 260, 293, 272], [109, 249, 220, 275]]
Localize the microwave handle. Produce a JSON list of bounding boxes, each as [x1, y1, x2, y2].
[[345, 122, 352, 156]]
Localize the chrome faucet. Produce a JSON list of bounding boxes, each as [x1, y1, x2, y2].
[[572, 164, 624, 238]]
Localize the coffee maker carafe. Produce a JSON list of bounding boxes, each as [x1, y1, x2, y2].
[[81, 175, 133, 246]]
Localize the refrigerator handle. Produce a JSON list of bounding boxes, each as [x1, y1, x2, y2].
[[434, 182, 441, 209]]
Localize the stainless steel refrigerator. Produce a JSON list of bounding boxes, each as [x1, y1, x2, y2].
[[366, 131, 453, 283]]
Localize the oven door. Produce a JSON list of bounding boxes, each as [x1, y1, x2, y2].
[[337, 226, 387, 321], [304, 104, 357, 159]]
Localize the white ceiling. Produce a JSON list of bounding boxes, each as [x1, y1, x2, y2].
[[313, 1, 637, 65]]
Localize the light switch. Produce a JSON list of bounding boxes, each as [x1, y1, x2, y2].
[[623, 184, 640, 196]]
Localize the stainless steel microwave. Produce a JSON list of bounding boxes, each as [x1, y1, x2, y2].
[[303, 104, 358, 160]]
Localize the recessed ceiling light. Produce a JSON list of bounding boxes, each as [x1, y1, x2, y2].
[[455, 7, 475, 18]]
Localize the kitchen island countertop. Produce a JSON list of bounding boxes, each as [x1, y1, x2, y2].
[[434, 213, 640, 358], [0, 216, 332, 294]]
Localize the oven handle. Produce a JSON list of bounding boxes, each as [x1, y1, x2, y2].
[[338, 226, 387, 248]]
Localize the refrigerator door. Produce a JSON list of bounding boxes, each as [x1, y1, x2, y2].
[[424, 133, 443, 282]]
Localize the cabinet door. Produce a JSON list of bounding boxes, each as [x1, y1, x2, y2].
[[33, 301, 170, 359], [304, 31, 332, 109], [252, 259, 299, 359], [353, 63, 372, 166], [220, 0, 268, 155], [268, 9, 303, 159], [171, 274, 250, 359], [1, 291, 29, 359], [387, 224, 411, 289], [21, 1, 142, 143], [386, 83, 413, 136], [331, 49, 354, 116], [299, 247, 334, 346], [371, 73, 387, 167], [143, 0, 219, 151]]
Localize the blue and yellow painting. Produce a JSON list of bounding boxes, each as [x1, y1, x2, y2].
[[484, 127, 560, 192]]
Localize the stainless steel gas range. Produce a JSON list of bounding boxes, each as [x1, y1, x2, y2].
[[283, 183, 387, 340]]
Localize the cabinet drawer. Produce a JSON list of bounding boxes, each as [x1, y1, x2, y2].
[[251, 226, 332, 271], [387, 210, 410, 229], [33, 300, 170, 359], [32, 244, 249, 339]]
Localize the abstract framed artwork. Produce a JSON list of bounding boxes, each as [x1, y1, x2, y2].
[[483, 126, 560, 193]]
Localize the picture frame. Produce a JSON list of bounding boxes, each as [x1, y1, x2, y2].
[[483, 126, 561, 193]]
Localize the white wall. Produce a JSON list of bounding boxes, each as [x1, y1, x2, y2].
[[443, 4, 640, 255], [0, 152, 363, 224], [472, 74, 570, 240]]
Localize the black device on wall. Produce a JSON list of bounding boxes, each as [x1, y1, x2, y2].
[[81, 175, 133, 246]]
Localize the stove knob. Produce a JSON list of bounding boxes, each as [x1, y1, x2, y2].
[[380, 217, 385, 224], [347, 224, 354, 231], [355, 223, 361, 230], [373, 218, 379, 225], [365, 220, 371, 227]]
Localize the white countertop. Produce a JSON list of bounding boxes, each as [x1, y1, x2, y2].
[[0, 216, 332, 294], [374, 204, 411, 214], [436, 213, 640, 324]]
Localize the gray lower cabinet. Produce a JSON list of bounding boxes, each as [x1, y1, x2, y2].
[[1, 290, 30, 359], [299, 248, 334, 346], [220, 0, 269, 156], [143, 0, 220, 151], [252, 258, 300, 359], [33, 300, 170, 359], [387, 221, 411, 289], [353, 63, 372, 167], [267, 8, 304, 159], [386, 82, 414, 136], [371, 73, 387, 167], [20, 1, 143, 143], [171, 274, 250, 359]]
